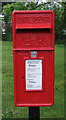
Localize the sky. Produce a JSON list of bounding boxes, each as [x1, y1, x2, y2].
[[0, 0, 63, 2], [37, 0, 63, 3]]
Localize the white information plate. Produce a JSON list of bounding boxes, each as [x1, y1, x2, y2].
[[26, 59, 42, 90]]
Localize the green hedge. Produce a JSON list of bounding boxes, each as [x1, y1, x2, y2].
[[2, 2, 66, 44]]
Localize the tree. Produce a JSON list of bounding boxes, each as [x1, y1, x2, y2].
[[2, 1, 66, 43]]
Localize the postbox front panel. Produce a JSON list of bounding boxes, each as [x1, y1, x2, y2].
[[16, 29, 52, 49], [12, 10, 54, 106]]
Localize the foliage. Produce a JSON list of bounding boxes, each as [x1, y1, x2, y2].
[[2, 2, 37, 22], [2, 1, 66, 43], [36, 1, 65, 43], [2, 24, 12, 41]]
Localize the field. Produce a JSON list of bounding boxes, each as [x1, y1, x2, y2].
[[0, 41, 2, 120], [2, 41, 64, 119]]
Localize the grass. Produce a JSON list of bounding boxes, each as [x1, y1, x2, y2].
[[2, 41, 64, 119], [0, 41, 2, 120], [40, 44, 64, 118]]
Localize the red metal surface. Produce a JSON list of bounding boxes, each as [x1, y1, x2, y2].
[[12, 10, 54, 107]]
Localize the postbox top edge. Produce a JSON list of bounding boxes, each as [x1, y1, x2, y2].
[[12, 10, 54, 15]]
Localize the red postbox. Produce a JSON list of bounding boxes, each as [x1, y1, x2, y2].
[[12, 10, 54, 107]]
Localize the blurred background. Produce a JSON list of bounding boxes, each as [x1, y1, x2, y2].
[[1, 0, 65, 119], [1, 0, 66, 43]]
